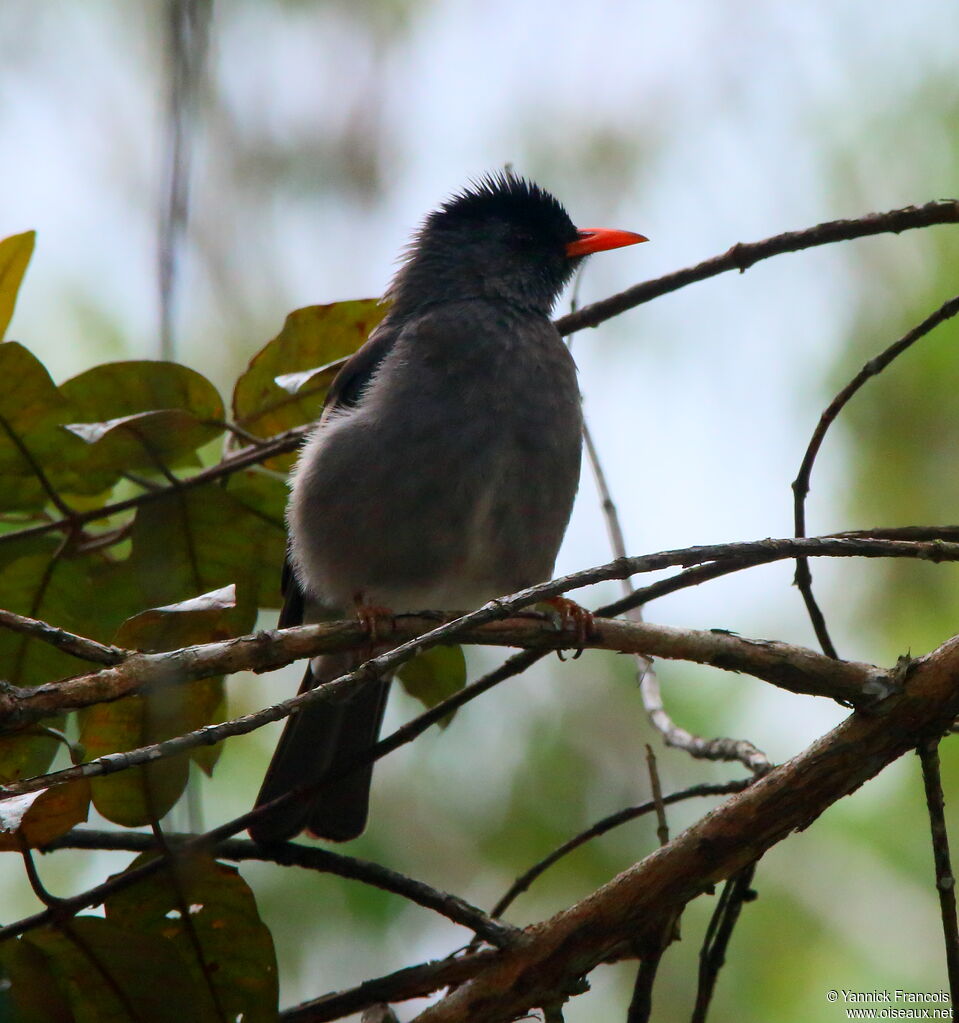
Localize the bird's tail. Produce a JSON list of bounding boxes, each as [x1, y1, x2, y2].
[[249, 652, 392, 843]]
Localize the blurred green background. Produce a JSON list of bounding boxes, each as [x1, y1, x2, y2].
[[2, 1, 959, 1020]]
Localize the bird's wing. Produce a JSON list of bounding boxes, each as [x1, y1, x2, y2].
[[321, 320, 400, 418], [278, 321, 400, 627]]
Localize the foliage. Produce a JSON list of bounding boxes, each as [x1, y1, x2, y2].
[[0, 241, 464, 1019]]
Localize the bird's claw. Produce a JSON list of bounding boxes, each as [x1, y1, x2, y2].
[[353, 594, 395, 654], [544, 596, 595, 660]]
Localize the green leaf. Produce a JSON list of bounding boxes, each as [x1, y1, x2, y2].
[[80, 695, 191, 827], [232, 299, 384, 467], [0, 230, 35, 340], [0, 937, 74, 1023], [0, 341, 68, 433], [62, 408, 224, 471], [24, 917, 202, 1023], [396, 644, 467, 726], [60, 360, 224, 424], [57, 361, 224, 481], [105, 851, 278, 1023], [127, 484, 286, 615], [224, 467, 288, 536]]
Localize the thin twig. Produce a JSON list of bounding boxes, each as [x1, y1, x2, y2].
[[490, 780, 751, 919], [0, 423, 308, 549], [158, 0, 210, 359], [44, 829, 519, 949], [0, 608, 127, 665], [691, 863, 757, 1023], [0, 414, 76, 520], [555, 201, 959, 335], [12, 535, 69, 682], [646, 746, 669, 848], [639, 668, 771, 774], [20, 841, 144, 1021], [792, 293, 959, 659], [278, 953, 497, 1022], [917, 738, 959, 1003], [583, 408, 770, 774], [625, 748, 675, 1023], [147, 818, 229, 1023]]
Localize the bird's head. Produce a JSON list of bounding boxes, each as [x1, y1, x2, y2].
[[387, 172, 646, 317]]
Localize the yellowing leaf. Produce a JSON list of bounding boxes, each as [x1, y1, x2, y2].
[[0, 230, 36, 340], [232, 300, 385, 468], [80, 585, 240, 826], [0, 779, 90, 850]]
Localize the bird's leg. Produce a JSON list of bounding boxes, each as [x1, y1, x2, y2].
[[543, 596, 595, 660], [352, 592, 395, 656]]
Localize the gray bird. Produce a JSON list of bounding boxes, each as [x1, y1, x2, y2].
[[250, 173, 645, 843]]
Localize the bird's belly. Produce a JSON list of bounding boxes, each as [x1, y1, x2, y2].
[[288, 406, 579, 614]]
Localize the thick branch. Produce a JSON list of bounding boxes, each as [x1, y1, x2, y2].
[[412, 635, 959, 1023], [0, 612, 886, 734], [5, 530, 948, 735]]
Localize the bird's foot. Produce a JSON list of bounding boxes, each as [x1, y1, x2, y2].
[[352, 594, 395, 653], [543, 596, 595, 660]]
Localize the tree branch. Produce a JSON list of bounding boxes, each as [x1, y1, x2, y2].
[[410, 634, 959, 1022], [0, 609, 889, 802], [490, 781, 751, 920], [7, 530, 950, 737], [0, 608, 127, 665], [917, 739, 959, 1003], [792, 292, 959, 658], [554, 200, 959, 335], [44, 829, 517, 948], [0, 423, 307, 549]]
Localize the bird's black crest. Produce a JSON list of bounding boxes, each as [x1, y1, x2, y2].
[[426, 172, 577, 242]]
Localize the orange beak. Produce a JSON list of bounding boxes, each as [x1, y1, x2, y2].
[[565, 227, 648, 258]]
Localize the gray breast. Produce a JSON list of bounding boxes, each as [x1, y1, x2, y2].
[[287, 301, 583, 613]]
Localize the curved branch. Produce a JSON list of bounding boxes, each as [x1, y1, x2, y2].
[[792, 293, 959, 658], [44, 830, 517, 948], [491, 780, 752, 919]]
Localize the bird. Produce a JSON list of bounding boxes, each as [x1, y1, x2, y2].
[[249, 172, 646, 844]]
